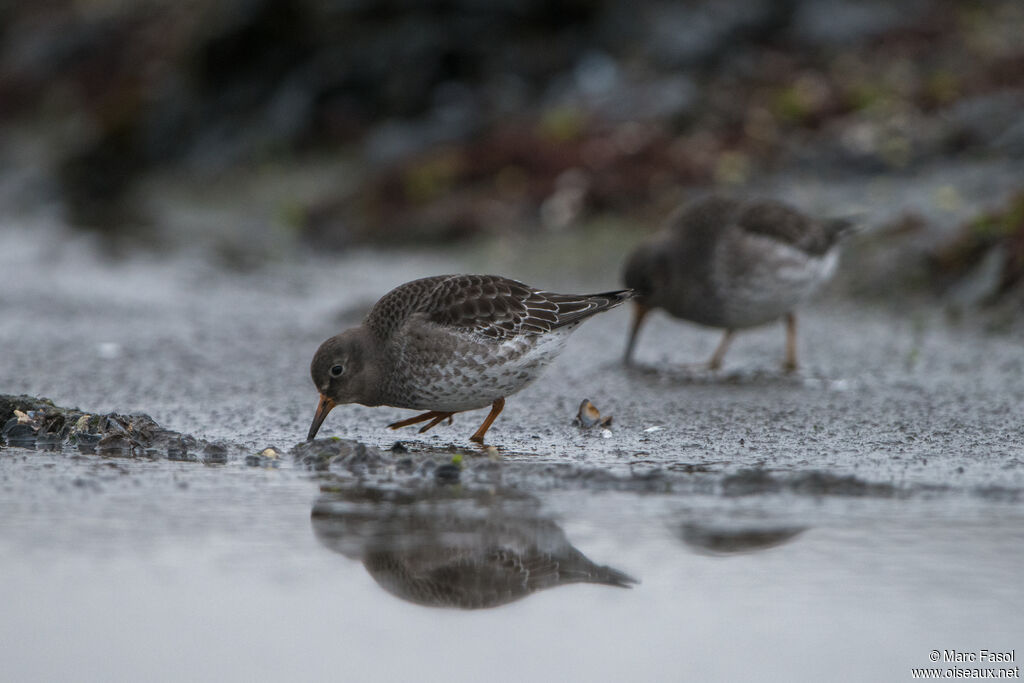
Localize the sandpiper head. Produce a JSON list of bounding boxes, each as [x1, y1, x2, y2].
[[623, 240, 668, 308], [307, 327, 378, 440]]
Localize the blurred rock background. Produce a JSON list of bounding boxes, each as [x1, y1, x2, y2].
[[1, 0, 1022, 314]]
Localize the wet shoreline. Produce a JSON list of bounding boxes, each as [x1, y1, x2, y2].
[[2, 225, 1022, 682]]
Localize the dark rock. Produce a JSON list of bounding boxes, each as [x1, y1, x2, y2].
[[434, 463, 462, 484], [293, 438, 345, 471], [245, 447, 282, 467], [166, 437, 195, 462], [202, 443, 229, 465], [95, 433, 142, 457], [35, 433, 63, 451], [3, 422, 37, 447], [0, 395, 59, 424], [245, 452, 280, 468], [291, 438, 393, 473], [336, 441, 393, 474], [74, 432, 102, 454], [1, 393, 223, 460]]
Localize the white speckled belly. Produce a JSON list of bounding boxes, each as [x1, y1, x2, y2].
[[714, 234, 838, 328], [383, 324, 576, 411]]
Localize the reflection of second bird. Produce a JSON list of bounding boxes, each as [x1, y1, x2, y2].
[[622, 196, 854, 371]]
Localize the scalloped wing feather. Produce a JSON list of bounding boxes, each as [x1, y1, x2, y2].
[[421, 275, 632, 340]]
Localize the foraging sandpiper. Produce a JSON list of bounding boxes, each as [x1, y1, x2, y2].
[[308, 274, 632, 444], [623, 196, 852, 371]]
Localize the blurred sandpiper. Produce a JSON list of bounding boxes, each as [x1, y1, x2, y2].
[[312, 487, 637, 609], [622, 196, 852, 371], [307, 274, 632, 445]]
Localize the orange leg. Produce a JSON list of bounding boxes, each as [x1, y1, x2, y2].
[[708, 329, 735, 371], [623, 302, 649, 365], [469, 398, 505, 444], [418, 412, 456, 434], [388, 410, 453, 431], [783, 312, 798, 373]]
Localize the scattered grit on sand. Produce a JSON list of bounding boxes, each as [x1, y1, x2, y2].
[[1, 225, 1021, 503]]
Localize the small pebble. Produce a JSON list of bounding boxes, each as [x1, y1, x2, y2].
[[574, 399, 614, 429], [434, 463, 461, 484]]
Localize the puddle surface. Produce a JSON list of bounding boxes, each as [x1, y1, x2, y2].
[[1, 450, 1021, 682]]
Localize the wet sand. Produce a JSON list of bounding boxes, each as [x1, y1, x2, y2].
[[1, 223, 1022, 682]]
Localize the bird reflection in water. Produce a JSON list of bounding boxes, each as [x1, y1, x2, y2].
[[311, 485, 637, 609], [678, 523, 805, 555]]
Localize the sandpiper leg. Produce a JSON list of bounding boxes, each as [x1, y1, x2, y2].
[[623, 302, 649, 365], [469, 398, 505, 444], [783, 313, 798, 373], [388, 411, 450, 430], [708, 329, 735, 370], [418, 412, 456, 434]]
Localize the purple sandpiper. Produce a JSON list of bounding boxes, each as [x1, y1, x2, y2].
[[312, 486, 636, 609], [308, 274, 632, 444], [622, 196, 853, 371]]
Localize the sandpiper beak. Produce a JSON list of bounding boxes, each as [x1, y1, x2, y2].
[[307, 394, 336, 441]]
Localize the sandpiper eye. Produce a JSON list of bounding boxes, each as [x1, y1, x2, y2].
[[329, 364, 344, 377]]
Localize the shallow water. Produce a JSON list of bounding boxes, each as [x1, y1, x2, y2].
[[2, 451, 1021, 683], [1, 225, 1022, 682]]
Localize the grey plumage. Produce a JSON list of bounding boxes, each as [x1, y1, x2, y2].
[[311, 487, 636, 609], [367, 274, 633, 341], [622, 197, 852, 369], [678, 523, 805, 556], [308, 274, 632, 443]]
